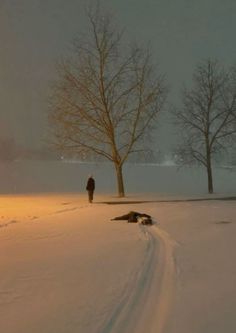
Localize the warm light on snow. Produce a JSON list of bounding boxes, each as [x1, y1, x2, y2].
[[1, 193, 236, 333]]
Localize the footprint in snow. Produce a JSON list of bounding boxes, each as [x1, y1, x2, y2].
[[0, 220, 18, 228]]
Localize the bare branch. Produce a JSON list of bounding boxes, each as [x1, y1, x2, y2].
[[48, 2, 167, 196]]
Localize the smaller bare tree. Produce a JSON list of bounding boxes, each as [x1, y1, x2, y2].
[[48, 5, 167, 197], [173, 59, 236, 193]]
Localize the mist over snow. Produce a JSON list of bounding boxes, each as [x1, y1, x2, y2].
[[0, 160, 235, 195]]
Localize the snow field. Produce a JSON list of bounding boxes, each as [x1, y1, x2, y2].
[[0, 194, 236, 333]]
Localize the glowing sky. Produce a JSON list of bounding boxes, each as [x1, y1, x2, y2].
[[1, 0, 236, 150]]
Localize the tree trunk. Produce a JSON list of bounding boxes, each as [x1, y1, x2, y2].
[[206, 151, 213, 194], [115, 164, 125, 197]]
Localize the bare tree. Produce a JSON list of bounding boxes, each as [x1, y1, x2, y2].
[[48, 5, 167, 197], [174, 59, 236, 193]]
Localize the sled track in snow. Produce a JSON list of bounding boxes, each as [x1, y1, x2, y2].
[[99, 225, 177, 333]]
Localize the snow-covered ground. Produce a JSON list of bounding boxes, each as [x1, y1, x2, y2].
[[1, 193, 236, 333]]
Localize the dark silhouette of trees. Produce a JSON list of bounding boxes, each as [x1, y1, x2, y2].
[[0, 137, 18, 161], [48, 4, 167, 197], [174, 59, 236, 193]]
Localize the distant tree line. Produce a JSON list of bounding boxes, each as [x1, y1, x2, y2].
[[0, 137, 19, 161], [0, 137, 61, 162]]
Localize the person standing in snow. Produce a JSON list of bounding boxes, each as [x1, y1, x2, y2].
[[86, 175, 95, 203]]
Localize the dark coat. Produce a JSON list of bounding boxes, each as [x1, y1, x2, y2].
[[86, 177, 95, 191]]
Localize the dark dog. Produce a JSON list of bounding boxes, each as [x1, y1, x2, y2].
[[111, 211, 153, 225]]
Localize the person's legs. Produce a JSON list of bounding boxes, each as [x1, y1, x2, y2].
[[88, 190, 93, 203], [111, 213, 130, 220], [111, 211, 139, 221]]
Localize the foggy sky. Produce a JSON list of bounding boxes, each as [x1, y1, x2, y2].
[[1, 0, 236, 151]]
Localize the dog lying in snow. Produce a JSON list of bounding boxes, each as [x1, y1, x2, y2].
[[111, 211, 153, 225]]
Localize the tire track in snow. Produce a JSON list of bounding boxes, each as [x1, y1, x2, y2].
[[100, 226, 157, 333], [150, 225, 178, 333], [99, 225, 177, 333]]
